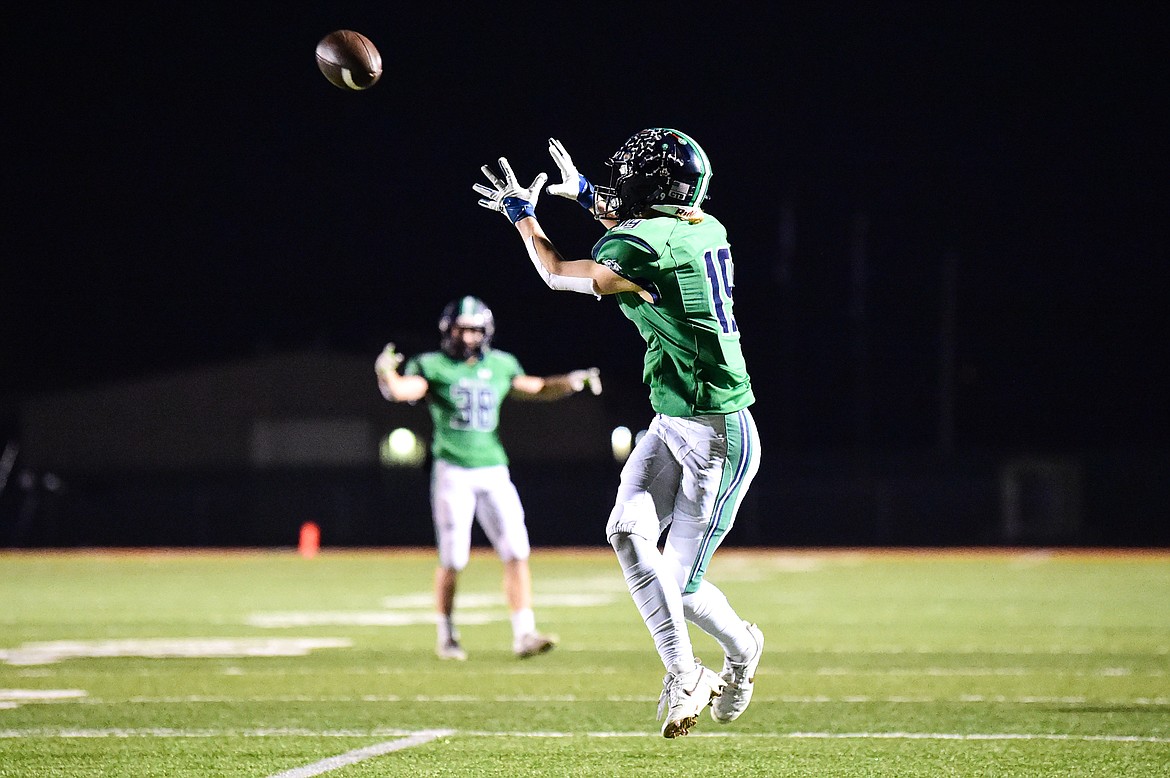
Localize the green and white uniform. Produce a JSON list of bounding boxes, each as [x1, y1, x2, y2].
[[595, 215, 760, 595], [405, 349, 523, 467], [404, 349, 530, 570], [593, 214, 754, 416]]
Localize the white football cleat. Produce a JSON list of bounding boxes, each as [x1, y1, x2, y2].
[[435, 639, 467, 661], [513, 632, 557, 659], [657, 661, 726, 738], [711, 622, 764, 722]]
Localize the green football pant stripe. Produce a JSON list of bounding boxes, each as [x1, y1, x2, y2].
[[683, 410, 755, 595]]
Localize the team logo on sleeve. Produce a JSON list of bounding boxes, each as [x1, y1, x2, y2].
[[601, 258, 624, 275]]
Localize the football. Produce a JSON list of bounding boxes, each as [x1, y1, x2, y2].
[[315, 30, 382, 91]]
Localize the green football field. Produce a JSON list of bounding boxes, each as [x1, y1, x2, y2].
[[1, 547, 1167, 777]]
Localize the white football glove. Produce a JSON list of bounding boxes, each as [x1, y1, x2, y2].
[[374, 343, 403, 377], [474, 157, 548, 223], [568, 367, 602, 395], [545, 138, 595, 210]]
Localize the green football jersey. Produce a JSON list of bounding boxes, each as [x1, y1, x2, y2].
[[592, 214, 755, 416], [403, 348, 524, 468]]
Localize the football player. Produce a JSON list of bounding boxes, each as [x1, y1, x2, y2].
[[474, 130, 762, 737], [375, 296, 601, 661]]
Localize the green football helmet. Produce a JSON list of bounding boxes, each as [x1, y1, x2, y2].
[[439, 296, 495, 360]]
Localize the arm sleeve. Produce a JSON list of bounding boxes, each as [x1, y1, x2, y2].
[[524, 236, 600, 297]]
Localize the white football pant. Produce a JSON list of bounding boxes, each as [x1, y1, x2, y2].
[[431, 460, 530, 570], [606, 410, 761, 673]]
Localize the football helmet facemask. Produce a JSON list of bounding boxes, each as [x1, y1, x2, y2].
[[594, 128, 712, 221], [439, 295, 495, 360]]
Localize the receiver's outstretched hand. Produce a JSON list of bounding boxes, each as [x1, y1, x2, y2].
[[474, 157, 548, 223]]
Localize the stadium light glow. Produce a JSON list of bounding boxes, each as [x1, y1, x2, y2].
[[380, 428, 426, 468], [611, 426, 633, 462]]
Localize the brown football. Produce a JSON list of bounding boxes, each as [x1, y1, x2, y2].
[[315, 30, 382, 91]]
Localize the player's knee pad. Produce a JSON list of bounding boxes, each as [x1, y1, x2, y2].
[[437, 541, 471, 572], [491, 524, 531, 563], [605, 491, 659, 544], [438, 555, 469, 573], [494, 543, 530, 564]]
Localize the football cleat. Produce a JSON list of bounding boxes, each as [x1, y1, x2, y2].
[[711, 622, 764, 722], [513, 632, 557, 659], [657, 660, 726, 738], [435, 639, 467, 661]]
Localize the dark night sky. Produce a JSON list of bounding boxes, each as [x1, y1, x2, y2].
[[4, 4, 1168, 451]]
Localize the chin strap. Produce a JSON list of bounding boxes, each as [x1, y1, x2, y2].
[[525, 236, 600, 298]]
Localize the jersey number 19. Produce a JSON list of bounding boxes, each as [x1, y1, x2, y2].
[[704, 247, 738, 334]]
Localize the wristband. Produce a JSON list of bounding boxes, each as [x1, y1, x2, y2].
[[503, 196, 536, 223], [577, 177, 596, 210]]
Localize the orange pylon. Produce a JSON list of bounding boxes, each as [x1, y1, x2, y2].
[[298, 521, 320, 558]]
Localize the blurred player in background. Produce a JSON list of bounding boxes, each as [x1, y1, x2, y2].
[[474, 130, 762, 737], [375, 295, 601, 660]]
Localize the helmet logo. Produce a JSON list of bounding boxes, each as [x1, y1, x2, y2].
[[596, 128, 710, 220]]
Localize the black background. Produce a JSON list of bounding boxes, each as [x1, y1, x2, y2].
[[4, 3, 1168, 452]]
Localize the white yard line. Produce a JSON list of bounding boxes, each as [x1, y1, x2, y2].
[[0, 728, 422, 738], [379, 592, 619, 609], [0, 728, 1166, 745], [266, 730, 454, 778], [0, 638, 351, 666], [24, 693, 1170, 706], [556, 645, 1170, 656], [0, 689, 87, 700], [773, 732, 1170, 744]]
